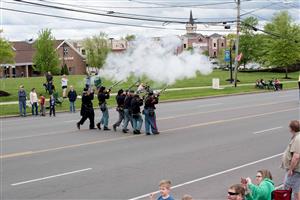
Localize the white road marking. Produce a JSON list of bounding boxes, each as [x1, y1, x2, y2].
[[11, 168, 92, 186], [253, 126, 283, 135], [0, 130, 75, 141], [196, 103, 223, 108], [129, 153, 283, 200]]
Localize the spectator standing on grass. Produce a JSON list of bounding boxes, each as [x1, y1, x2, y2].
[[150, 180, 175, 200], [61, 74, 68, 98], [68, 85, 77, 113], [39, 94, 46, 116], [29, 88, 38, 116], [18, 85, 27, 117], [227, 184, 246, 200], [241, 169, 274, 200], [281, 120, 300, 200], [49, 94, 56, 117]]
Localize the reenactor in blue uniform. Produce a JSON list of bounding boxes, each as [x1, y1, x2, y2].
[[143, 90, 159, 135], [131, 94, 144, 134], [113, 89, 126, 131], [97, 86, 111, 131]]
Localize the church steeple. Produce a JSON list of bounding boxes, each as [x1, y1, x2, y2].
[[186, 10, 197, 34], [189, 10, 194, 25]]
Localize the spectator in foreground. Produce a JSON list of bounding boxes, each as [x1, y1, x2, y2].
[[241, 169, 274, 200], [18, 85, 27, 117], [150, 179, 174, 200], [227, 184, 245, 200], [182, 194, 193, 200], [281, 120, 300, 200]]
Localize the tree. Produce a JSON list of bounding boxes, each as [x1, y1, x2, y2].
[[33, 29, 60, 74], [125, 34, 136, 41], [263, 11, 300, 78], [61, 63, 69, 75], [83, 32, 110, 73], [0, 38, 15, 64], [239, 17, 259, 68]]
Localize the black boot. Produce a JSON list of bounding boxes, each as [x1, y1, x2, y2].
[[96, 123, 101, 130], [104, 126, 111, 131]]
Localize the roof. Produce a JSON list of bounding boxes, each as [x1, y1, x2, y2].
[[209, 33, 223, 38]]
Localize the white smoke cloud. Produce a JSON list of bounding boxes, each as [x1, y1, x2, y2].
[[99, 35, 213, 85]]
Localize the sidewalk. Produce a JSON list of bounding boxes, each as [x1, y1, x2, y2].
[[0, 80, 297, 106]]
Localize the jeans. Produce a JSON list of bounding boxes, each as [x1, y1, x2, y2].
[[100, 104, 109, 127], [144, 108, 158, 134], [31, 102, 38, 116], [114, 109, 124, 127], [19, 100, 26, 116], [70, 101, 76, 112], [132, 113, 143, 131], [123, 109, 133, 130]]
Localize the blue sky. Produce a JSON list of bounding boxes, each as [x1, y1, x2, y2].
[[1, 0, 299, 41]]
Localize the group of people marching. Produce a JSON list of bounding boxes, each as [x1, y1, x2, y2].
[[77, 85, 160, 135]]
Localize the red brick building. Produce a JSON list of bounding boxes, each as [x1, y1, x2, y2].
[[1, 40, 87, 78]]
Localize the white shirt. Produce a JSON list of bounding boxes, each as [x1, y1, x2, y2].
[[30, 91, 38, 104], [61, 78, 68, 87]]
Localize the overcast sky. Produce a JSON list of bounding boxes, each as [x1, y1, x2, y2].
[[1, 0, 299, 41]]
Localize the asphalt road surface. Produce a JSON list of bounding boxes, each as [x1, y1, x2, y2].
[[1, 90, 300, 200]]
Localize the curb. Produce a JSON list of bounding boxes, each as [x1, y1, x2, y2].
[[1, 87, 298, 119]]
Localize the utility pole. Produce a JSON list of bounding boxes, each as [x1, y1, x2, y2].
[[233, 0, 240, 87]]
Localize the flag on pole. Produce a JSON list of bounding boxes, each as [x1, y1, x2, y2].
[[236, 52, 243, 62]]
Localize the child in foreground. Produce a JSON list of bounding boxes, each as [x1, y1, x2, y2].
[[150, 180, 174, 200]]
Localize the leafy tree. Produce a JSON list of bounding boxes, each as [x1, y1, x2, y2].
[[33, 29, 60, 74], [61, 64, 69, 75], [263, 11, 300, 78], [239, 17, 259, 68], [83, 32, 110, 73], [0, 38, 15, 64], [125, 34, 136, 41]]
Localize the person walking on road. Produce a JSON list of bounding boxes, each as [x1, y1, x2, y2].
[[131, 94, 143, 134], [143, 90, 159, 135], [29, 88, 38, 116], [18, 85, 27, 117], [113, 89, 126, 131], [77, 88, 95, 130], [281, 120, 300, 200], [68, 85, 77, 113], [122, 90, 134, 133], [96, 86, 111, 131]]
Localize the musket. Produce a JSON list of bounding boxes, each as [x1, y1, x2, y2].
[[157, 85, 168, 96], [127, 79, 140, 91], [108, 80, 123, 91]]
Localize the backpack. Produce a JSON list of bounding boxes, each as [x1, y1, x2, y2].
[[272, 188, 292, 200]]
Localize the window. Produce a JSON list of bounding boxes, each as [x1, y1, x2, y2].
[[214, 51, 216, 57], [81, 49, 86, 55], [213, 43, 216, 47], [221, 43, 224, 47], [184, 44, 187, 48], [63, 47, 68, 55]]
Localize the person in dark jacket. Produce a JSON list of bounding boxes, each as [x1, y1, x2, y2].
[[49, 94, 56, 117], [122, 90, 134, 133], [18, 85, 27, 117], [143, 90, 159, 135], [96, 86, 111, 131], [112, 89, 126, 131], [68, 85, 77, 113], [45, 71, 53, 94], [77, 88, 95, 130], [131, 94, 144, 134]]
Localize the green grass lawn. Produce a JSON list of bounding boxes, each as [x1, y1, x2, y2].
[[1, 78, 298, 116], [1, 70, 298, 103]]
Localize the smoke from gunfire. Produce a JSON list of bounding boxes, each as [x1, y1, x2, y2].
[[99, 35, 213, 85]]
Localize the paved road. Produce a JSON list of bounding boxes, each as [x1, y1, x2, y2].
[[1, 90, 299, 199]]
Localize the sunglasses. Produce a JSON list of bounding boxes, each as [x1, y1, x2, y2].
[[228, 192, 239, 195]]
